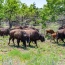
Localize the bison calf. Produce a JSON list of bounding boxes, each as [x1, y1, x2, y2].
[[50, 32, 57, 42]]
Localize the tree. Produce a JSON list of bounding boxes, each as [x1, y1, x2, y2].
[[4, 0, 21, 28], [41, 0, 65, 23], [20, 3, 29, 22], [0, 0, 4, 21], [29, 3, 39, 24]]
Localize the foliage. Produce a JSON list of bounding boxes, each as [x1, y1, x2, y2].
[[41, 0, 65, 22], [0, 0, 4, 20], [0, 0, 65, 27], [4, 0, 21, 21]]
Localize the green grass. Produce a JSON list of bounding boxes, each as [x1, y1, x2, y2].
[[0, 36, 65, 65], [8, 49, 31, 61]]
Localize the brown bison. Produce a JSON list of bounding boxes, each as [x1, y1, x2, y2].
[[56, 29, 65, 45], [0, 27, 9, 37], [50, 32, 57, 42], [8, 29, 29, 47], [22, 29, 45, 47], [46, 29, 55, 35]]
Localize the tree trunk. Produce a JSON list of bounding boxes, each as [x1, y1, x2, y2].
[[9, 20, 12, 28]]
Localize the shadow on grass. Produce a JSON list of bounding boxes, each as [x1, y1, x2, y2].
[[51, 41, 65, 47], [27, 45, 35, 48], [57, 43, 65, 47], [9, 44, 36, 50], [8, 45, 28, 50]]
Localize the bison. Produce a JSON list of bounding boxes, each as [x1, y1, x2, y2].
[[56, 29, 65, 45], [22, 29, 45, 47], [45, 29, 55, 39], [50, 32, 57, 42], [46, 29, 55, 35], [0, 27, 10, 37], [8, 29, 29, 47]]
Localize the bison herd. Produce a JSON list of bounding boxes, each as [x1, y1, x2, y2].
[[0, 25, 65, 48], [46, 25, 65, 45], [0, 26, 45, 48]]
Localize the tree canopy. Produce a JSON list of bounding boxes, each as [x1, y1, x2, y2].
[[0, 0, 65, 27]]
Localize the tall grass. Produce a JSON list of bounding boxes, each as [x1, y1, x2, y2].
[[26, 48, 59, 65], [8, 49, 31, 61]]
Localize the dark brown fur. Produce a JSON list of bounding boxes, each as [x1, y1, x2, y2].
[[8, 29, 28, 47], [0, 28, 9, 37], [22, 29, 45, 47], [57, 29, 65, 45]]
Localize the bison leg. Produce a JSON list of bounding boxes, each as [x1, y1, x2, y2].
[[23, 41, 26, 48], [57, 37, 59, 44], [3, 35, 4, 38], [8, 37, 12, 45], [17, 39, 20, 47], [61, 38, 65, 45], [12, 38, 15, 46], [29, 41, 31, 46], [34, 41, 38, 47]]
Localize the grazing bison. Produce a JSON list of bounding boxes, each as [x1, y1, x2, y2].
[[22, 29, 45, 47], [56, 29, 65, 45], [8, 29, 29, 47], [0, 27, 9, 37]]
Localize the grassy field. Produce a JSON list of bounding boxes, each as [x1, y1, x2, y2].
[[0, 36, 65, 65], [0, 23, 65, 65]]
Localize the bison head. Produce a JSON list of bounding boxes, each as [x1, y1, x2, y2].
[[39, 34, 45, 42]]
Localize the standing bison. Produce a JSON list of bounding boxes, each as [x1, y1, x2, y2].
[[8, 29, 29, 47], [0, 27, 9, 37], [22, 29, 45, 47], [46, 29, 55, 35], [56, 29, 65, 45]]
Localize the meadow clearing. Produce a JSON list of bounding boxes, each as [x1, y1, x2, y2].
[[0, 23, 65, 65]]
